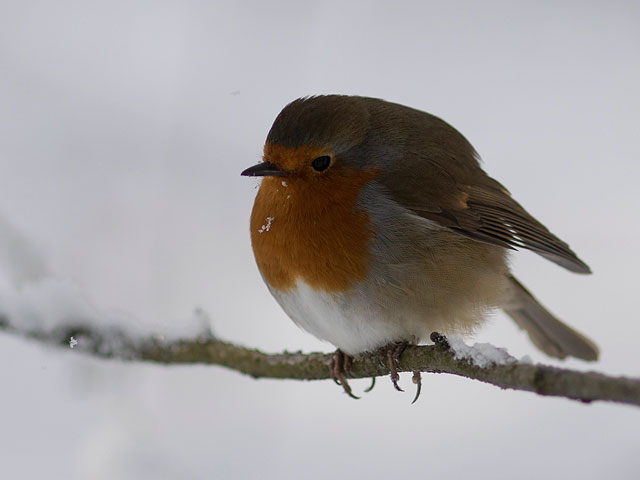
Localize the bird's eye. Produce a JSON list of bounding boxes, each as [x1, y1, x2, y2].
[[311, 155, 331, 172]]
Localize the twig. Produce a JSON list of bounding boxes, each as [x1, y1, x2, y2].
[[1, 318, 639, 408]]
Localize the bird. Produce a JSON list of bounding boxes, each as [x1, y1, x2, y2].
[[241, 95, 598, 399]]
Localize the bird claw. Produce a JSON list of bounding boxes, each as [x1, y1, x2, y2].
[[363, 376, 376, 393], [329, 350, 360, 399], [386, 342, 408, 392], [329, 344, 421, 401], [411, 371, 422, 404]]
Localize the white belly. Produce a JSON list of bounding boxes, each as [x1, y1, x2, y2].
[[269, 280, 417, 355]]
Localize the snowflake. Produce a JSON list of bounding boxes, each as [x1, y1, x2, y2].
[[258, 216, 274, 233]]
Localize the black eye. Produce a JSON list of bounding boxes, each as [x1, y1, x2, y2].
[[311, 155, 331, 172]]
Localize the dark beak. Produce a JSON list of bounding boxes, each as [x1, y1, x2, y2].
[[241, 161, 288, 177]]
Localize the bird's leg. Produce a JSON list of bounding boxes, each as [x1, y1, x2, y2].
[[377, 341, 422, 401], [404, 331, 452, 404], [329, 349, 359, 399], [384, 341, 408, 392]]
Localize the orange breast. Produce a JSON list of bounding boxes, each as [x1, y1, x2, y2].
[[250, 159, 377, 293]]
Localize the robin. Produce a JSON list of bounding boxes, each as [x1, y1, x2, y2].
[[241, 95, 598, 399]]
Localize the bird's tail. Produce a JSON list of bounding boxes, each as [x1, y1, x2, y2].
[[502, 275, 599, 361]]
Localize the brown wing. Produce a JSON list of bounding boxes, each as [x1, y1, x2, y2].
[[409, 182, 591, 274], [375, 151, 590, 274], [362, 97, 591, 274]]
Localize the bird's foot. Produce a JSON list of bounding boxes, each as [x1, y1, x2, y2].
[[385, 341, 408, 392], [376, 341, 423, 403], [329, 349, 359, 399], [330, 342, 425, 402]]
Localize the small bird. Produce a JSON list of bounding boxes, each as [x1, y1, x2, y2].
[[242, 95, 598, 399]]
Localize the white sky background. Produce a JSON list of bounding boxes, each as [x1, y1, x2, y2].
[[1, 1, 639, 478]]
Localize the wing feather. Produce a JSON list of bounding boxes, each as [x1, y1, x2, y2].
[[364, 98, 590, 274], [379, 159, 591, 273]]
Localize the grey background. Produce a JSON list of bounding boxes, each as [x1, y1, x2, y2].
[[1, 1, 639, 478]]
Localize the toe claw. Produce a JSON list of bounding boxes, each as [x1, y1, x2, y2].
[[387, 344, 407, 392], [411, 371, 422, 404], [391, 376, 404, 392], [344, 387, 360, 400], [363, 376, 376, 393]]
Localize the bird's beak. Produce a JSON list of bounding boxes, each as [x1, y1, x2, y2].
[[241, 161, 289, 177]]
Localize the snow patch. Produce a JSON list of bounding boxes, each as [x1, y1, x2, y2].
[[447, 336, 517, 368], [0, 277, 115, 333], [519, 355, 533, 365], [0, 275, 208, 352], [258, 216, 274, 233]]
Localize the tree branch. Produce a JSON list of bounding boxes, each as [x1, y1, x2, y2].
[[1, 316, 639, 408]]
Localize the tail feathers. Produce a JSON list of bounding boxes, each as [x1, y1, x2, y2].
[[502, 276, 599, 361]]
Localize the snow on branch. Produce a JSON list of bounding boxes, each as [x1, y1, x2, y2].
[[1, 316, 639, 408]]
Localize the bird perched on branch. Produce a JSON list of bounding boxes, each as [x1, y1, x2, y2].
[[242, 95, 598, 400]]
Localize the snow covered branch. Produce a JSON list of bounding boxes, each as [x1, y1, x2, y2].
[[2, 316, 639, 408]]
